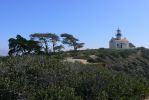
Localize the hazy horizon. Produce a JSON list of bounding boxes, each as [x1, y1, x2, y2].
[[1, 0, 149, 55]]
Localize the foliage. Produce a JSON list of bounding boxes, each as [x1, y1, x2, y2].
[[1, 50, 149, 99], [47, 33, 61, 53], [9, 33, 84, 55], [54, 45, 64, 52], [30, 33, 52, 54], [0, 79, 18, 100], [30, 33, 64, 54], [8, 35, 41, 56], [61, 33, 84, 51], [34, 86, 82, 100]]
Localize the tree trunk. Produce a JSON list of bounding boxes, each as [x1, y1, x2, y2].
[[74, 46, 77, 51], [44, 40, 48, 54], [52, 41, 57, 53]]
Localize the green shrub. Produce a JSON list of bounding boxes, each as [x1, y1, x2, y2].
[[33, 86, 82, 100], [1, 49, 149, 100]]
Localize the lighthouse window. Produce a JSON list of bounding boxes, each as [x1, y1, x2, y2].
[[120, 43, 123, 48]]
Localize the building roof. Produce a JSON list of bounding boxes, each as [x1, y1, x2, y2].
[[111, 38, 129, 42], [129, 43, 135, 48]]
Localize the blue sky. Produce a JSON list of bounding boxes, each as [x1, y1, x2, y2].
[[0, 0, 149, 55]]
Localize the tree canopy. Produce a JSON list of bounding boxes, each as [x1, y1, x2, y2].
[[30, 33, 63, 53], [8, 33, 84, 56], [30, 33, 51, 54], [61, 33, 84, 51], [8, 35, 41, 56]]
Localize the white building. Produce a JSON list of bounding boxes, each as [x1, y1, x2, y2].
[[109, 29, 135, 49]]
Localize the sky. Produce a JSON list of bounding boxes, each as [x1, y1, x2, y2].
[[0, 0, 149, 55]]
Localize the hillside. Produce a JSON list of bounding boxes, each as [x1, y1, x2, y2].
[[62, 48, 149, 79], [1, 48, 149, 100]]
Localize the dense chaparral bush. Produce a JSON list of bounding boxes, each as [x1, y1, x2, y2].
[[1, 48, 149, 99]]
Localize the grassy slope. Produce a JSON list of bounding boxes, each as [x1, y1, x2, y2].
[[1, 47, 149, 100]]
